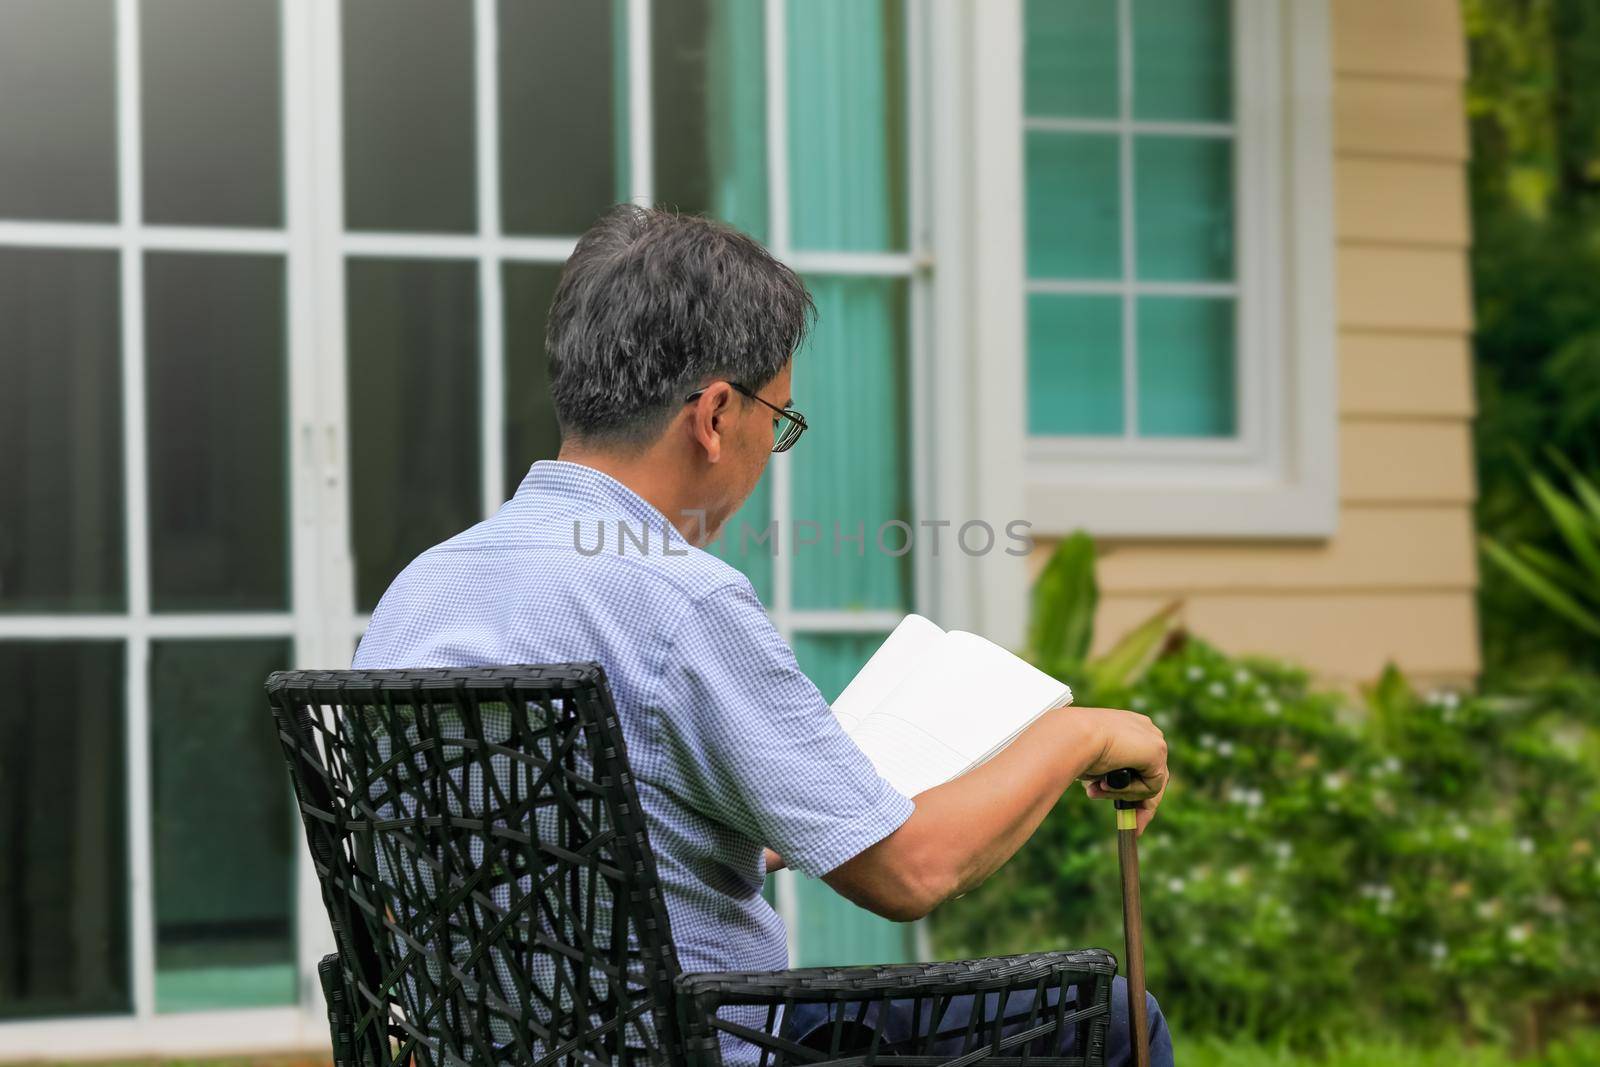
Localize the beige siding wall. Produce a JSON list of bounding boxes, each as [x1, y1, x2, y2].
[[1038, 0, 1480, 687]]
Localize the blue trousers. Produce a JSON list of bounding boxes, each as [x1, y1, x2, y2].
[[781, 976, 1173, 1066]]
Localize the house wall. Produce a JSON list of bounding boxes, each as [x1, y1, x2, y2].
[[1034, 0, 1479, 687]]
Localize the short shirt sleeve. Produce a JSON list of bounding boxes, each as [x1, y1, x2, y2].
[[653, 581, 914, 878]]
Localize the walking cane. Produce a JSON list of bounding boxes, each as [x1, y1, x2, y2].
[[1102, 768, 1150, 1067]]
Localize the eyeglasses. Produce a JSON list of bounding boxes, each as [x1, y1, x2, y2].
[[684, 381, 808, 453]]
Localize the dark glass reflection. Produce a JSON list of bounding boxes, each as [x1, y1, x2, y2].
[[0, 249, 124, 612], [347, 258, 480, 610], [653, 0, 767, 237], [502, 262, 563, 499], [146, 253, 288, 612], [0, 0, 117, 221], [342, 0, 475, 232], [0, 641, 129, 1019], [499, 0, 625, 235], [141, 0, 284, 227], [151, 638, 295, 1012]]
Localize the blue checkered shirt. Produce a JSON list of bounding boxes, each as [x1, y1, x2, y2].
[[354, 460, 914, 1053]]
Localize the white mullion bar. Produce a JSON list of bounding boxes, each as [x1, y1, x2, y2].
[[763, 0, 801, 966], [1028, 279, 1238, 298], [116, 0, 157, 1021], [0, 222, 289, 253], [784, 250, 918, 276], [340, 232, 576, 262], [475, 0, 506, 517], [0, 615, 295, 640], [786, 610, 904, 634], [627, 0, 652, 204], [1117, 0, 1137, 440], [1024, 116, 1234, 138], [904, 0, 934, 648]]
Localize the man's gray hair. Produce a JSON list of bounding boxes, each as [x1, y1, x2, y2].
[[546, 204, 816, 447]]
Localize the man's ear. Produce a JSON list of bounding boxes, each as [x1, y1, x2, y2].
[[685, 382, 734, 464]]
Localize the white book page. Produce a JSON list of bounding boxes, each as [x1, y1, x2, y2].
[[847, 631, 1071, 796], [829, 613, 946, 733]]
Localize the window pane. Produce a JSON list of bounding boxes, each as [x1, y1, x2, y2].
[[1135, 136, 1234, 282], [1027, 294, 1123, 436], [342, 0, 474, 233], [0, 0, 116, 221], [1026, 132, 1120, 280], [347, 258, 480, 610], [151, 638, 294, 1011], [500, 0, 628, 236], [1024, 0, 1118, 120], [790, 277, 911, 612], [502, 262, 563, 500], [0, 249, 124, 612], [0, 641, 129, 1019], [147, 254, 288, 612], [789, 632, 912, 967], [1137, 296, 1236, 437], [653, 0, 767, 238], [141, 0, 283, 227], [1133, 0, 1232, 123], [787, 0, 906, 252]]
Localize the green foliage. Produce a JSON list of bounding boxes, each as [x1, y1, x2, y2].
[[932, 540, 1600, 1049], [1482, 455, 1600, 639], [1185, 1030, 1600, 1067], [1466, 0, 1600, 677]]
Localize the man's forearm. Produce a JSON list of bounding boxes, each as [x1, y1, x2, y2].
[[823, 707, 1102, 920]]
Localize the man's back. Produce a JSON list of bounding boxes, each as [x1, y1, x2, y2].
[[354, 460, 913, 979]]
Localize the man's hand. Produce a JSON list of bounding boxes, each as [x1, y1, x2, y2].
[[763, 848, 786, 873], [1069, 705, 1170, 836]]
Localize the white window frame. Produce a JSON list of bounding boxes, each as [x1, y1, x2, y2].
[[975, 0, 1338, 539], [0, 0, 946, 1056]]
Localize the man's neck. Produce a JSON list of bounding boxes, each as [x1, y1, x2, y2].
[[556, 445, 705, 544]]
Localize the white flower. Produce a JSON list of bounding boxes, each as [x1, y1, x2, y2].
[[1263, 699, 1281, 717], [1167, 877, 1187, 894], [1507, 924, 1529, 944], [1233, 668, 1251, 685], [1385, 756, 1403, 774], [1207, 681, 1227, 698], [1186, 665, 1206, 682], [1131, 696, 1148, 712], [1199, 733, 1216, 749], [1272, 840, 1292, 861], [1518, 837, 1535, 855], [1323, 772, 1346, 792], [1431, 942, 1448, 962], [1216, 740, 1235, 757], [1452, 823, 1471, 842]]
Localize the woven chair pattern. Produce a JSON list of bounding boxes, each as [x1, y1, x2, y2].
[[267, 664, 681, 1066], [268, 665, 1119, 1067]]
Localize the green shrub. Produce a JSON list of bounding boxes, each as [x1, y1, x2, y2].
[[932, 539, 1600, 1049]]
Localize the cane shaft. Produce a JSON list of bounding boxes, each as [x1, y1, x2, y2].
[[1116, 807, 1150, 1067]]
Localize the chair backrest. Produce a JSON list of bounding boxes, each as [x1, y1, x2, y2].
[[266, 664, 683, 1066]]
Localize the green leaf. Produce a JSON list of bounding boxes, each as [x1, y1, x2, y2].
[[1482, 535, 1600, 638], [1086, 599, 1181, 693], [1027, 532, 1098, 665], [1529, 470, 1600, 584], [1365, 662, 1416, 721], [1546, 449, 1600, 527]]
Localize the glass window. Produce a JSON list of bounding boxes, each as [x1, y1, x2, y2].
[[787, 0, 906, 253], [151, 638, 295, 1012], [0, 641, 130, 1019], [502, 262, 564, 499], [347, 258, 481, 611], [1023, 0, 1239, 441], [140, 0, 283, 227], [790, 276, 911, 612], [499, 0, 629, 235], [653, 0, 767, 238], [0, 249, 124, 613], [146, 253, 289, 612], [0, 0, 117, 221], [342, 0, 475, 233]]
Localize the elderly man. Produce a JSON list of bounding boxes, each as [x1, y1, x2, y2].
[[355, 205, 1174, 1065]]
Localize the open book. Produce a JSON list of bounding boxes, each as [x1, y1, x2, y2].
[[830, 614, 1073, 797]]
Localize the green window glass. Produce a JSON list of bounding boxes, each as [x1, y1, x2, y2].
[[787, 0, 907, 253], [790, 276, 912, 613], [1024, 0, 1239, 440]]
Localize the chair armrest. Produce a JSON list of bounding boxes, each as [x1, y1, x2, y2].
[[674, 948, 1117, 1067]]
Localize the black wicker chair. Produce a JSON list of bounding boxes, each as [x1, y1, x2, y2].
[[266, 664, 1117, 1066]]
